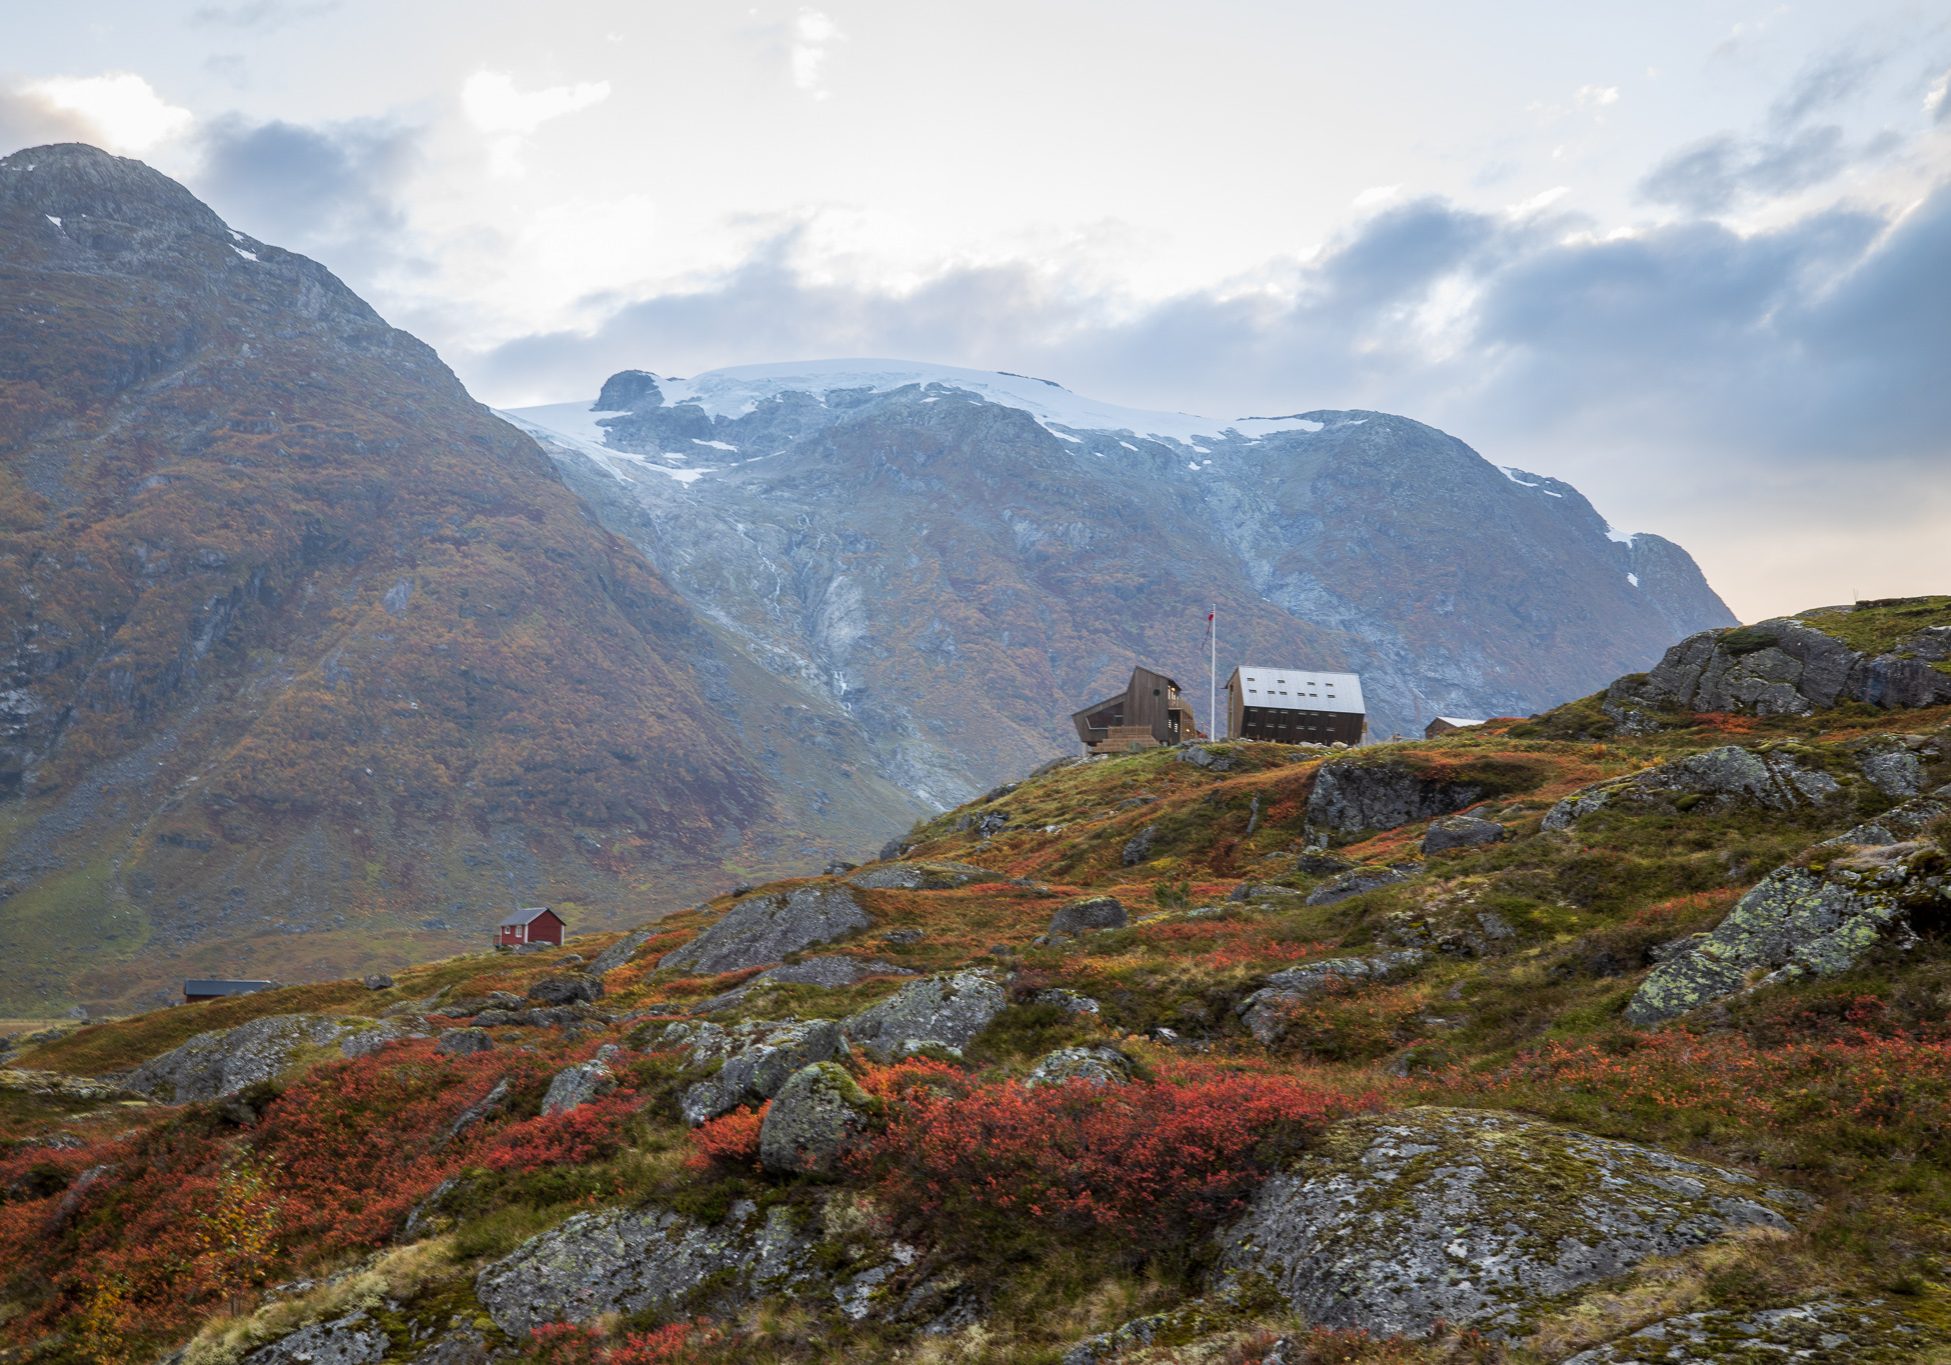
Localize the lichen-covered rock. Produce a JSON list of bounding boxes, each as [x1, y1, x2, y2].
[[435, 1027, 493, 1057], [124, 1014, 350, 1103], [848, 860, 991, 891], [1543, 745, 1842, 832], [1307, 760, 1484, 833], [541, 1046, 619, 1116], [1025, 1045, 1131, 1088], [1305, 864, 1419, 906], [1858, 743, 1929, 797], [1121, 825, 1157, 866], [758, 1061, 876, 1175], [662, 884, 871, 974], [1046, 896, 1128, 938], [1214, 1107, 1802, 1338], [1606, 611, 1951, 726], [241, 1310, 388, 1365], [1033, 988, 1101, 1015], [1561, 1297, 1926, 1362], [526, 972, 603, 1006], [1626, 836, 1950, 1024], [1421, 814, 1507, 854], [1237, 953, 1426, 1043], [588, 927, 653, 976], [475, 1198, 811, 1335], [843, 970, 1007, 1060], [680, 1019, 850, 1125], [1176, 743, 1239, 772]]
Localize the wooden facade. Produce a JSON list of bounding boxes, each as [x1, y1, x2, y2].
[[1072, 666, 1197, 754], [1225, 666, 1366, 746], [497, 906, 565, 947]]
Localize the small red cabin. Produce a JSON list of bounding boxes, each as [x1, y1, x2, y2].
[[496, 906, 565, 948]]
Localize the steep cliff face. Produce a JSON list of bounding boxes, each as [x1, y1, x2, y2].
[[0, 148, 910, 1012], [508, 362, 1735, 806]]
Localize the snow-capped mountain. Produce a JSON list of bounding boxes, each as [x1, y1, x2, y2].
[[504, 359, 1734, 808]]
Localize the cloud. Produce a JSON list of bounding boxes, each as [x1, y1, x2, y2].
[[791, 9, 842, 100], [1768, 49, 1883, 128], [192, 0, 340, 28], [0, 85, 102, 153], [10, 72, 192, 154], [189, 114, 424, 287], [461, 70, 610, 176], [1929, 67, 1951, 123], [1638, 125, 1851, 213]]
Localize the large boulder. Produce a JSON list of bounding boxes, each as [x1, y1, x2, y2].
[[241, 1311, 389, 1364], [848, 860, 992, 891], [588, 927, 653, 976], [526, 972, 603, 1006], [678, 1018, 851, 1125], [1307, 760, 1484, 834], [843, 970, 1007, 1061], [1561, 1297, 1927, 1362], [1305, 863, 1420, 906], [124, 1014, 350, 1104], [1606, 608, 1951, 727], [1626, 817, 1950, 1024], [1237, 953, 1425, 1044], [1046, 896, 1128, 939], [474, 1199, 812, 1335], [758, 1061, 877, 1175], [662, 884, 871, 975], [541, 1046, 619, 1116], [1025, 1046, 1131, 1088], [1543, 745, 1842, 832], [1421, 814, 1507, 854], [1214, 1107, 1802, 1338]]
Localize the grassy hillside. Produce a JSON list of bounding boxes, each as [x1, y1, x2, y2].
[[5, 604, 1951, 1361]]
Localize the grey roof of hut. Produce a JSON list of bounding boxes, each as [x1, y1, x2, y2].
[[497, 906, 556, 927], [184, 979, 275, 996]]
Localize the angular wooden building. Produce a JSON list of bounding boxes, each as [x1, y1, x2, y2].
[[1424, 715, 1485, 739], [1072, 666, 1198, 754], [1225, 666, 1366, 745]]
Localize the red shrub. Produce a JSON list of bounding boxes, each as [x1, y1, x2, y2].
[[524, 1320, 713, 1364], [484, 1093, 638, 1172], [858, 1062, 1381, 1247], [685, 1104, 767, 1172]]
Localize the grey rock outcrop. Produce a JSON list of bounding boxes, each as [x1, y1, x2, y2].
[[1121, 825, 1157, 866], [1858, 742, 1930, 797], [1237, 953, 1426, 1044], [541, 1046, 619, 1116], [1307, 760, 1485, 833], [475, 1199, 811, 1335], [588, 927, 653, 976], [124, 1014, 349, 1103], [241, 1311, 388, 1365], [843, 970, 1007, 1060], [678, 1019, 850, 1125], [1305, 864, 1418, 906], [1561, 1297, 1924, 1363], [662, 884, 871, 975], [1607, 610, 1951, 726], [1033, 988, 1101, 1015], [1543, 745, 1842, 832], [1025, 1046, 1131, 1087], [848, 860, 991, 891], [1046, 896, 1128, 938], [1176, 743, 1239, 772], [526, 972, 603, 1006], [758, 1061, 877, 1175], [1626, 823, 1950, 1024], [1421, 814, 1506, 854], [1214, 1107, 1802, 1338], [435, 1028, 493, 1057]]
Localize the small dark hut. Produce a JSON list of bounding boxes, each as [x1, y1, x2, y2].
[[183, 979, 275, 1004]]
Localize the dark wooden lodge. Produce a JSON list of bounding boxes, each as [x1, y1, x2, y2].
[[1072, 666, 1198, 754], [1225, 666, 1366, 745], [183, 979, 275, 1004]]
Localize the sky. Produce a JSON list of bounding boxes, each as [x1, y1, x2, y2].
[[2, 1, 1948, 623]]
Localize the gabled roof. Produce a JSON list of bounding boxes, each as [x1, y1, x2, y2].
[[1433, 716, 1485, 728], [1228, 666, 1366, 716], [184, 979, 274, 996], [498, 906, 558, 927]]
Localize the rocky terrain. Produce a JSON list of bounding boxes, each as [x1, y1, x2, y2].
[[507, 361, 1733, 810], [2, 597, 1948, 1363], [0, 146, 920, 1015]]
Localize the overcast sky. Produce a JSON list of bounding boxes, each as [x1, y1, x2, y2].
[[3, 1, 1948, 622]]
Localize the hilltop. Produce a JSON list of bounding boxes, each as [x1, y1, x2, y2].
[[3, 598, 1949, 1363]]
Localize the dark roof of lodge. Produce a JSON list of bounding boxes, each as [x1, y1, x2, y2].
[[498, 906, 558, 927], [184, 979, 275, 996]]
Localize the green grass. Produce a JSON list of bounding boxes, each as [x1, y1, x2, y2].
[[1799, 595, 1951, 667]]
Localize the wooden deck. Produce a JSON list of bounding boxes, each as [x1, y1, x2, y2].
[[1084, 724, 1163, 755]]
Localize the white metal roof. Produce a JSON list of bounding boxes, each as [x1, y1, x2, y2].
[[1432, 716, 1485, 728], [1229, 666, 1365, 715]]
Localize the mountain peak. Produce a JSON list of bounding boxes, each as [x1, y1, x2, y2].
[[0, 141, 229, 241]]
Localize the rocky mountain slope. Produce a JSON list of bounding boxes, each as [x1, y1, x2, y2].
[[4, 598, 1949, 1363], [0, 146, 918, 1015], [507, 361, 1733, 807]]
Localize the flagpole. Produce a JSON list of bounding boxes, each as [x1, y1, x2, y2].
[[1209, 603, 1217, 741]]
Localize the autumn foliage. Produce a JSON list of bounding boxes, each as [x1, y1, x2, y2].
[[856, 1061, 1382, 1249]]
